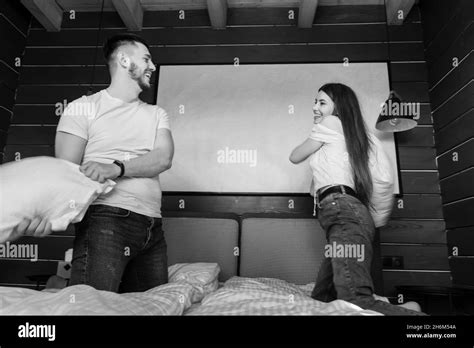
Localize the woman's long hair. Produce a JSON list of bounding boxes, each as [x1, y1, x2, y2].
[[319, 83, 373, 207]]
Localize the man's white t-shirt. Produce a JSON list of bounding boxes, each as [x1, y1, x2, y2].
[[56, 89, 170, 218]]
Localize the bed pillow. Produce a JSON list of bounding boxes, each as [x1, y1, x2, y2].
[[168, 263, 220, 303], [0, 156, 115, 243]]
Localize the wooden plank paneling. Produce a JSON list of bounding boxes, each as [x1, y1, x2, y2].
[[432, 80, 474, 131], [23, 44, 392, 66], [388, 22, 422, 41], [383, 270, 451, 297], [380, 220, 446, 244], [12, 105, 61, 125], [435, 108, 474, 154], [381, 244, 449, 270], [389, 42, 425, 61], [6, 125, 56, 145], [160, 194, 444, 217], [312, 5, 387, 24], [0, 260, 57, 285], [400, 171, 439, 193], [0, 129, 7, 153], [0, 12, 27, 64], [424, 0, 474, 64], [396, 126, 434, 147], [390, 194, 443, 219], [0, 0, 32, 36], [0, 60, 19, 90], [427, 22, 474, 88], [29, 6, 390, 29], [420, 0, 466, 46], [23, 47, 102, 66], [437, 138, 474, 179], [8, 236, 74, 261], [390, 82, 430, 103], [444, 197, 474, 229], [19, 67, 111, 85], [26, 25, 388, 46], [30, 10, 123, 29], [398, 147, 437, 170], [430, 52, 474, 110], [447, 226, 474, 255], [413, 104, 432, 125], [0, 83, 15, 111], [389, 62, 428, 82], [15, 85, 155, 105], [0, 107, 12, 132], [449, 256, 474, 287]]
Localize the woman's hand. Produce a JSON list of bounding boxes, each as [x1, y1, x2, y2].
[[79, 161, 121, 183]]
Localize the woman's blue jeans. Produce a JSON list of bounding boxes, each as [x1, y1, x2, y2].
[[69, 204, 168, 293], [311, 192, 426, 315]]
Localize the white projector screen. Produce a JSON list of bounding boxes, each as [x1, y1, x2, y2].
[[157, 63, 399, 194]]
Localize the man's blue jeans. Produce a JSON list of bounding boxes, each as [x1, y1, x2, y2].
[[69, 204, 168, 293], [311, 192, 426, 315]]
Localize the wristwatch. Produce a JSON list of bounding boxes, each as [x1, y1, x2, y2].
[[113, 160, 125, 178]]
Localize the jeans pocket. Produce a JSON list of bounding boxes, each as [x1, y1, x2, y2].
[[89, 205, 131, 218], [320, 196, 340, 214]]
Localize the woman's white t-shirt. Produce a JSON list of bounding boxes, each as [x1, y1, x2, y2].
[[308, 115, 394, 227]]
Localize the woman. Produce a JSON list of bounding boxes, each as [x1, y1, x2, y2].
[[290, 83, 425, 315]]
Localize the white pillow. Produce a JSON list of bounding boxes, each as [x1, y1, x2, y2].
[[368, 135, 395, 228], [168, 263, 220, 303], [0, 156, 115, 243]]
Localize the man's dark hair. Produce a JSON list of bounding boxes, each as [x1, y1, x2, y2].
[[103, 33, 150, 66]]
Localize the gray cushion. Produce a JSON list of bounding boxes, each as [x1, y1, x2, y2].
[[240, 217, 326, 285], [163, 217, 239, 281]]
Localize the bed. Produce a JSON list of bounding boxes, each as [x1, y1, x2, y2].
[[0, 212, 386, 316]]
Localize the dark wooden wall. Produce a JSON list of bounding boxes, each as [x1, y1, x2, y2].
[[0, 5, 450, 297], [0, 1, 30, 163], [420, 0, 474, 288]]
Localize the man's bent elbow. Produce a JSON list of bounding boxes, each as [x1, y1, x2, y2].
[[155, 158, 172, 175]]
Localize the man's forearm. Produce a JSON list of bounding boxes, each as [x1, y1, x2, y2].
[[123, 150, 172, 178]]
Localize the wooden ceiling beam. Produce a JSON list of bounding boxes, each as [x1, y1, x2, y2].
[[207, 0, 227, 29], [298, 0, 318, 28], [54, 0, 388, 12], [112, 0, 143, 31], [385, 0, 415, 25], [21, 0, 63, 31]]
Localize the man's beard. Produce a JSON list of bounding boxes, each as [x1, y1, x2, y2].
[[129, 63, 151, 90]]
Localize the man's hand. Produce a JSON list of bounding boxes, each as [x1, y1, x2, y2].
[[10, 217, 53, 241], [79, 161, 120, 183]]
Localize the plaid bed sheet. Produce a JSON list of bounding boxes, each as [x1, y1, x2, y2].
[[0, 282, 194, 315], [185, 276, 383, 316]]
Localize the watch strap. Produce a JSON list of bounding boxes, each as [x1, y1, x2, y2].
[[113, 160, 125, 178]]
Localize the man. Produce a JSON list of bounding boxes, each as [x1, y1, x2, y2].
[[53, 33, 174, 292]]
